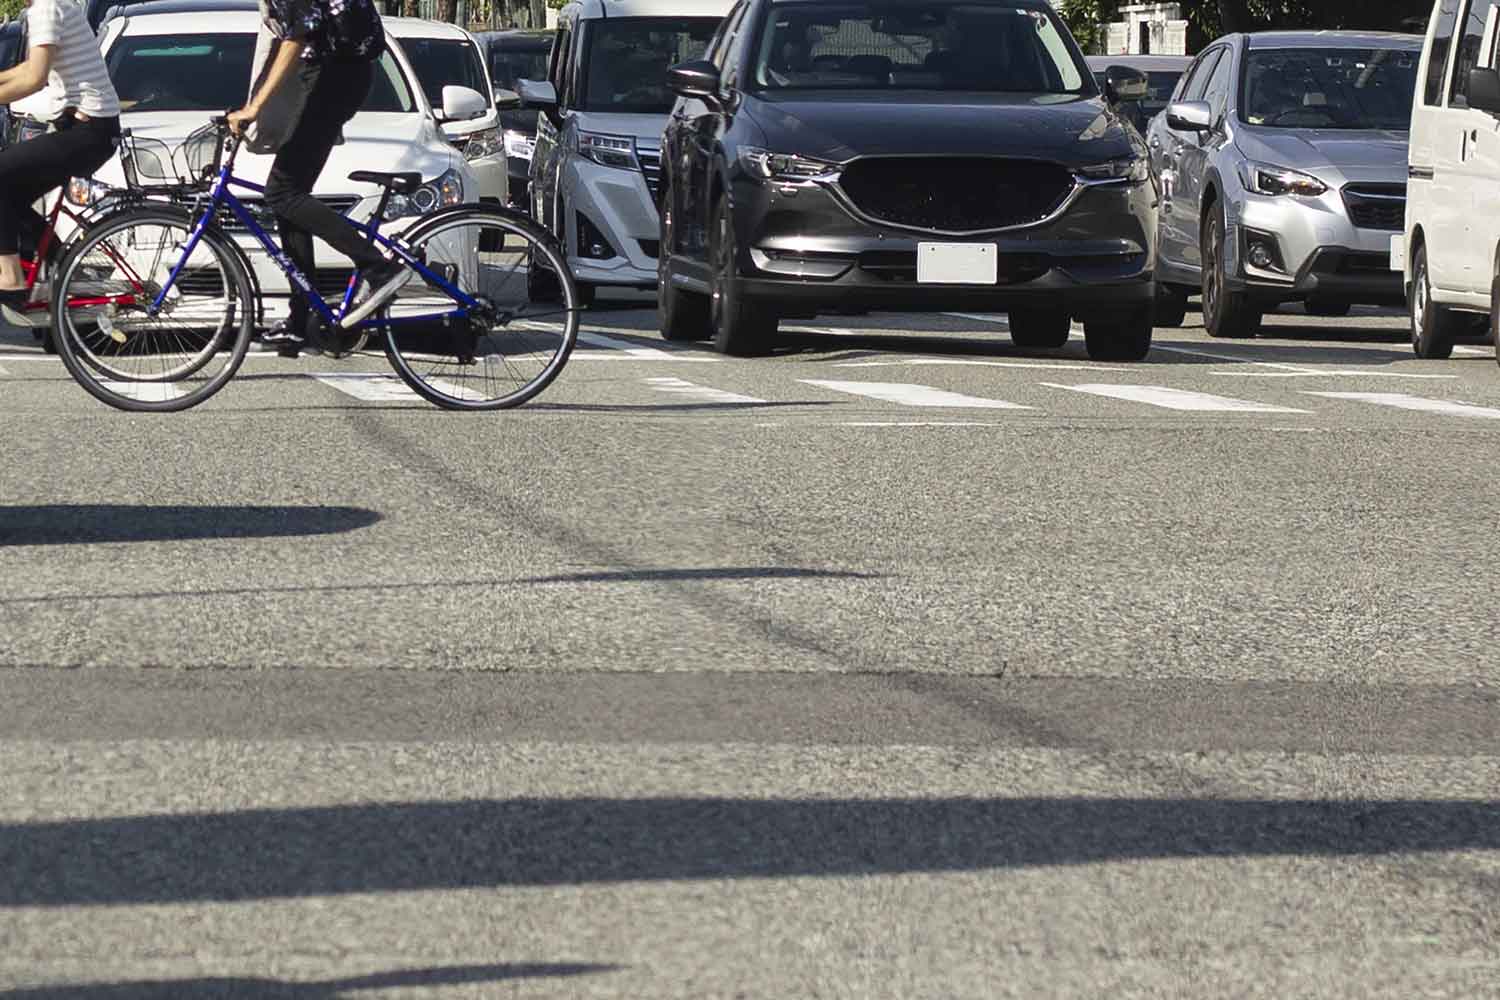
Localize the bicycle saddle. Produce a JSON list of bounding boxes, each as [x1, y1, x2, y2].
[[348, 170, 422, 193]]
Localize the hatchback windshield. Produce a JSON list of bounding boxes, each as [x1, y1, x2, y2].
[[106, 34, 416, 113], [580, 17, 720, 113], [1241, 47, 1418, 130], [489, 45, 548, 91], [399, 36, 490, 109], [753, 1, 1087, 93], [1093, 70, 1181, 114]]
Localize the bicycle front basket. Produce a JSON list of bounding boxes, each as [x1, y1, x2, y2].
[[120, 132, 179, 189], [178, 123, 225, 186]]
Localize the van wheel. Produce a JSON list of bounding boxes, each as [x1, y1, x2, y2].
[[1008, 307, 1071, 348], [1490, 275, 1500, 364], [1084, 305, 1153, 361], [1153, 284, 1188, 328], [709, 194, 776, 356], [1202, 205, 1261, 338], [1411, 244, 1458, 359], [658, 187, 709, 341]]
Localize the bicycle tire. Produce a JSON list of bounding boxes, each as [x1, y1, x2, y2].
[[380, 206, 579, 411], [51, 205, 255, 412]]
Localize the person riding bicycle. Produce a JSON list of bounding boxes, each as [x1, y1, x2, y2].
[[228, 0, 410, 355], [0, 0, 120, 308]]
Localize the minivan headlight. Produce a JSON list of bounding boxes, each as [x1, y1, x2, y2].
[[578, 131, 638, 170], [382, 168, 465, 219], [463, 126, 503, 161], [1243, 162, 1328, 197], [66, 176, 114, 206], [1077, 156, 1149, 183], [738, 147, 840, 183]]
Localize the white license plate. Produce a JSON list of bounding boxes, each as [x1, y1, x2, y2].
[[917, 242, 997, 285], [1389, 233, 1405, 272]]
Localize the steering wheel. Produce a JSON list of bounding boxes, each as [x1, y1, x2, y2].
[[1266, 107, 1342, 127]]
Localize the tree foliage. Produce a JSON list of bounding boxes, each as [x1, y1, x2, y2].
[[1060, 0, 1425, 54], [0, 0, 25, 23]]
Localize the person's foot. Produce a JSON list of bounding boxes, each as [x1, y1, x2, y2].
[[340, 258, 412, 329]]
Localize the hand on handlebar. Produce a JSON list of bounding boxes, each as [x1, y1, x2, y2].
[[226, 106, 257, 137]]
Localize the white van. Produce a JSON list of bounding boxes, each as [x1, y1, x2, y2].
[[1401, 0, 1500, 358]]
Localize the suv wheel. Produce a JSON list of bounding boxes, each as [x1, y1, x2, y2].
[[1153, 284, 1188, 328], [709, 194, 776, 356], [526, 251, 561, 303], [1008, 307, 1070, 349], [1083, 305, 1152, 361], [658, 188, 710, 341], [1202, 205, 1261, 339], [1411, 243, 1458, 359]]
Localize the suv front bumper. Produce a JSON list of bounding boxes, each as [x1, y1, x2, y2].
[[1228, 190, 1404, 305], [562, 155, 660, 288]]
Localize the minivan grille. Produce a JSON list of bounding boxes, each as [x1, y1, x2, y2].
[[638, 147, 662, 203], [838, 158, 1075, 232], [1342, 183, 1406, 231]]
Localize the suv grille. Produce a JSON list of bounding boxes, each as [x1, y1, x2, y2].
[[1342, 184, 1405, 231], [838, 158, 1075, 233], [638, 147, 662, 203]]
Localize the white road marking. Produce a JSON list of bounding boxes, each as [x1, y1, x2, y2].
[[98, 380, 183, 402], [642, 377, 766, 405], [833, 421, 1004, 427], [1153, 344, 1324, 372], [800, 379, 1033, 410], [577, 331, 717, 362], [1043, 383, 1310, 413], [833, 359, 1126, 371], [1209, 369, 1456, 380], [1303, 391, 1500, 420], [943, 312, 1086, 334], [0, 362, 9, 376], [312, 373, 420, 402], [1452, 345, 1491, 357]]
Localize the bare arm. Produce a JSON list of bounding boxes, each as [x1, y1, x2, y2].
[[228, 38, 305, 134], [0, 44, 53, 106]]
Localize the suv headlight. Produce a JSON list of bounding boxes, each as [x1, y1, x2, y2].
[[578, 131, 638, 170], [503, 129, 535, 161], [1243, 162, 1328, 197], [737, 147, 840, 183], [66, 176, 114, 206], [383, 168, 465, 219], [462, 126, 503, 161], [1077, 156, 1149, 183]]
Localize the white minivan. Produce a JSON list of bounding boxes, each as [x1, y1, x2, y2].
[[1402, 0, 1500, 358]]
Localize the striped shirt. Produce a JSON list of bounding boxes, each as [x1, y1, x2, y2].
[[26, 0, 120, 120]]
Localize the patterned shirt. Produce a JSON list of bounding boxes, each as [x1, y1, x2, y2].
[[263, 0, 384, 63]]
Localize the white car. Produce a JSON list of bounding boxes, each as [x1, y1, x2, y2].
[[65, 1, 478, 326], [383, 16, 507, 207]]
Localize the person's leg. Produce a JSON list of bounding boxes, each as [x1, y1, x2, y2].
[[0, 125, 111, 295]]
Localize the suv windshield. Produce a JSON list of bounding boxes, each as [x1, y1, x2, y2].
[[1093, 69, 1181, 115], [579, 17, 720, 114], [106, 33, 416, 114], [400, 36, 490, 109], [752, 1, 1088, 94], [489, 45, 549, 91], [1241, 47, 1418, 130]]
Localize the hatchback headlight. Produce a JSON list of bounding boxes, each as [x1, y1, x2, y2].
[[462, 126, 503, 161], [1243, 162, 1328, 197], [1077, 156, 1149, 183], [738, 147, 840, 183], [66, 176, 114, 206], [382, 168, 465, 219], [503, 129, 535, 161], [578, 131, 638, 170]]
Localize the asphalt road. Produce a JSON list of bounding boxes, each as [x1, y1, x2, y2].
[[1, 296, 1497, 997]]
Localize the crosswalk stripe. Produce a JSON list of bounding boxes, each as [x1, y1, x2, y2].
[[1043, 383, 1310, 413], [643, 377, 765, 404], [800, 379, 1033, 410], [0, 363, 9, 377], [311, 373, 420, 402], [578, 332, 716, 362], [1303, 391, 1500, 420], [98, 380, 183, 403]]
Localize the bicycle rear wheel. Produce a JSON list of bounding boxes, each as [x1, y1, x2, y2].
[[380, 207, 579, 411], [50, 206, 254, 412]]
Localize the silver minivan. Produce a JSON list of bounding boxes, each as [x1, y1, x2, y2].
[[518, 0, 729, 307]]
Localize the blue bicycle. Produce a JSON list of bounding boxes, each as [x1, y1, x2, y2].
[[49, 118, 581, 412]]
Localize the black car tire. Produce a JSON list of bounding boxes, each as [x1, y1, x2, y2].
[[1411, 243, 1459, 360], [575, 281, 596, 310], [1202, 205, 1262, 339], [1305, 297, 1351, 318], [658, 186, 710, 341], [1153, 283, 1188, 328], [1008, 307, 1070, 349], [709, 194, 776, 356], [527, 253, 562, 303], [1492, 275, 1500, 364], [1083, 305, 1153, 362]]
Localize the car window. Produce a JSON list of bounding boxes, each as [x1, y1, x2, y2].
[[489, 45, 549, 91], [399, 37, 489, 109], [752, 2, 1088, 94], [709, 3, 747, 71], [1242, 46, 1418, 130], [1448, 1, 1489, 107], [1199, 46, 1234, 121], [1180, 48, 1222, 101], [578, 17, 720, 113], [548, 25, 570, 94], [1425, 0, 1462, 105]]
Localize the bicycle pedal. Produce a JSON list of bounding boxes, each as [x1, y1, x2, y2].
[[97, 314, 128, 345]]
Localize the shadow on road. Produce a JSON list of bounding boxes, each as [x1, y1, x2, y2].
[[0, 505, 382, 547], [2, 798, 1494, 907], [0, 963, 617, 998]]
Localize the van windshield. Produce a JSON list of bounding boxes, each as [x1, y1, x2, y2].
[[1241, 47, 1418, 130], [579, 17, 720, 114]]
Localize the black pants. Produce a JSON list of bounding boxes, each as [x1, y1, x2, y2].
[[0, 113, 119, 256], [264, 58, 383, 331]]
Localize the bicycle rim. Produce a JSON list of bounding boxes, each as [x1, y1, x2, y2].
[[381, 208, 579, 411], [51, 209, 253, 412]]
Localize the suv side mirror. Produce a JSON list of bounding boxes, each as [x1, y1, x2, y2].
[[517, 78, 558, 112], [1104, 66, 1148, 105], [440, 85, 489, 123], [1166, 99, 1213, 132], [493, 87, 522, 110], [667, 59, 721, 100], [1469, 67, 1500, 114]]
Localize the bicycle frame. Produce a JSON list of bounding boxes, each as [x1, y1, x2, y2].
[[14, 191, 144, 319], [152, 135, 480, 330]]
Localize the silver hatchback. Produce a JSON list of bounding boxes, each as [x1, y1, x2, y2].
[[1147, 31, 1421, 336]]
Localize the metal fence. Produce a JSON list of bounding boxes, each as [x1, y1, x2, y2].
[[383, 0, 548, 32]]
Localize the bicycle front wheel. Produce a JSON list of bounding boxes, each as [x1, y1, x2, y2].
[[50, 206, 254, 413], [380, 207, 579, 411]]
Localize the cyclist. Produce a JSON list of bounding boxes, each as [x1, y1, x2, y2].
[[0, 0, 120, 308], [228, 0, 410, 355]]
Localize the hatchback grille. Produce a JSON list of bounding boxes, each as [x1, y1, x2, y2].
[[637, 147, 662, 204], [1342, 184, 1405, 231], [838, 158, 1075, 233], [218, 196, 360, 233]]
